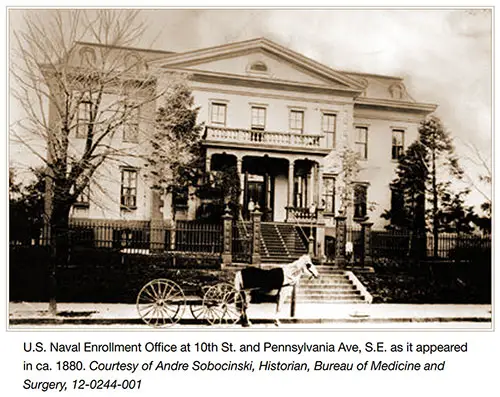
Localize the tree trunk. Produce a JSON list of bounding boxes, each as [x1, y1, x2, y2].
[[48, 200, 71, 315]]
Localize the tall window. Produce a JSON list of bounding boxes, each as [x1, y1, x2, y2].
[[355, 126, 368, 159], [211, 103, 227, 125], [322, 113, 336, 148], [121, 168, 138, 209], [76, 100, 92, 138], [289, 110, 304, 133], [354, 184, 368, 219], [322, 176, 335, 214], [251, 106, 266, 130], [123, 103, 140, 143], [392, 129, 405, 160], [74, 184, 90, 207]]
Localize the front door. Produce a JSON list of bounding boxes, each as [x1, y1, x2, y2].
[[244, 173, 274, 221]]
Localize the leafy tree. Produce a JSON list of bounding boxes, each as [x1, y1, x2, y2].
[[437, 188, 476, 234], [196, 163, 242, 221], [144, 77, 204, 219], [9, 168, 46, 245], [382, 141, 427, 232], [336, 147, 361, 218], [418, 116, 464, 256], [383, 116, 474, 256]]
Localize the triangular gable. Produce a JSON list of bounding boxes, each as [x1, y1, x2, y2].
[[152, 38, 364, 92]]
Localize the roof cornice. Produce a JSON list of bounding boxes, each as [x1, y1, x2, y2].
[[355, 97, 437, 113], [164, 66, 362, 95]]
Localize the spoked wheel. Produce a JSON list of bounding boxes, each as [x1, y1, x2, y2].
[[202, 283, 244, 325], [136, 279, 186, 327], [189, 286, 211, 321], [190, 303, 207, 321]]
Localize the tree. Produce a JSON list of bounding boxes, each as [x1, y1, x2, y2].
[[336, 147, 361, 218], [9, 167, 46, 245], [10, 10, 162, 314], [382, 141, 428, 232], [144, 77, 204, 219], [383, 116, 473, 257], [418, 116, 464, 256]]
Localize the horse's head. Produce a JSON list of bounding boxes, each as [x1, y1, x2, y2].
[[301, 254, 319, 279]]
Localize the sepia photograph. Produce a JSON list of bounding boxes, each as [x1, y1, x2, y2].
[[8, 8, 492, 330]]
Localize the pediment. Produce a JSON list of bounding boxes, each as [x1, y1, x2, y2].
[[154, 38, 364, 92]]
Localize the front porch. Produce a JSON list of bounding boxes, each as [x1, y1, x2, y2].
[[207, 152, 326, 224]]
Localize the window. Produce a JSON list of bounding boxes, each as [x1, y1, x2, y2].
[[76, 100, 92, 139], [355, 126, 368, 159], [173, 187, 189, 209], [74, 184, 90, 207], [250, 61, 268, 72], [211, 103, 227, 126], [392, 129, 405, 160], [123, 103, 140, 143], [121, 168, 138, 209], [322, 176, 335, 214], [251, 106, 266, 130], [289, 110, 304, 133], [354, 184, 368, 219], [322, 113, 336, 148]]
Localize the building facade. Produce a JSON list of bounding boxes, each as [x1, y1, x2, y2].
[[65, 38, 436, 257]]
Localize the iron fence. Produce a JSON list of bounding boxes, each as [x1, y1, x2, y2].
[[10, 219, 223, 255], [371, 229, 491, 262]]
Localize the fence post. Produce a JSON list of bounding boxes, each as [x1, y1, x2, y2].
[[221, 209, 233, 268], [150, 188, 165, 253], [360, 220, 373, 267], [251, 207, 262, 266], [335, 212, 347, 267]]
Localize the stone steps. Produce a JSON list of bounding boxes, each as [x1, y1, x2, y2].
[[285, 270, 369, 304]]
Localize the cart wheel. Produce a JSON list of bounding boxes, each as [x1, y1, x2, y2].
[[136, 279, 186, 327], [189, 304, 207, 320], [202, 283, 244, 325]]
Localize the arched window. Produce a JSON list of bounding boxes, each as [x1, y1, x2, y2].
[[249, 61, 268, 73], [124, 53, 143, 74], [79, 47, 96, 67]]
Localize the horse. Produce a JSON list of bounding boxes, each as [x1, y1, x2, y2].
[[234, 254, 319, 326]]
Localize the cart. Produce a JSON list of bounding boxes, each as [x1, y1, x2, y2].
[[136, 279, 245, 327]]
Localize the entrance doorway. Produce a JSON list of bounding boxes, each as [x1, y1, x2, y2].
[[244, 173, 274, 221]]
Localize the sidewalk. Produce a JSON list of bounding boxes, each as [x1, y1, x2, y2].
[[9, 301, 492, 327]]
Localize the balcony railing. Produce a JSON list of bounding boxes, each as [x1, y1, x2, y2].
[[205, 126, 327, 150]]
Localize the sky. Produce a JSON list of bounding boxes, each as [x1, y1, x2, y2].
[[8, 8, 493, 203]]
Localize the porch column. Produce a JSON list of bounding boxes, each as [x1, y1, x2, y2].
[[287, 160, 294, 220], [308, 167, 314, 208], [237, 157, 244, 207], [206, 154, 211, 173], [317, 164, 324, 207]]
